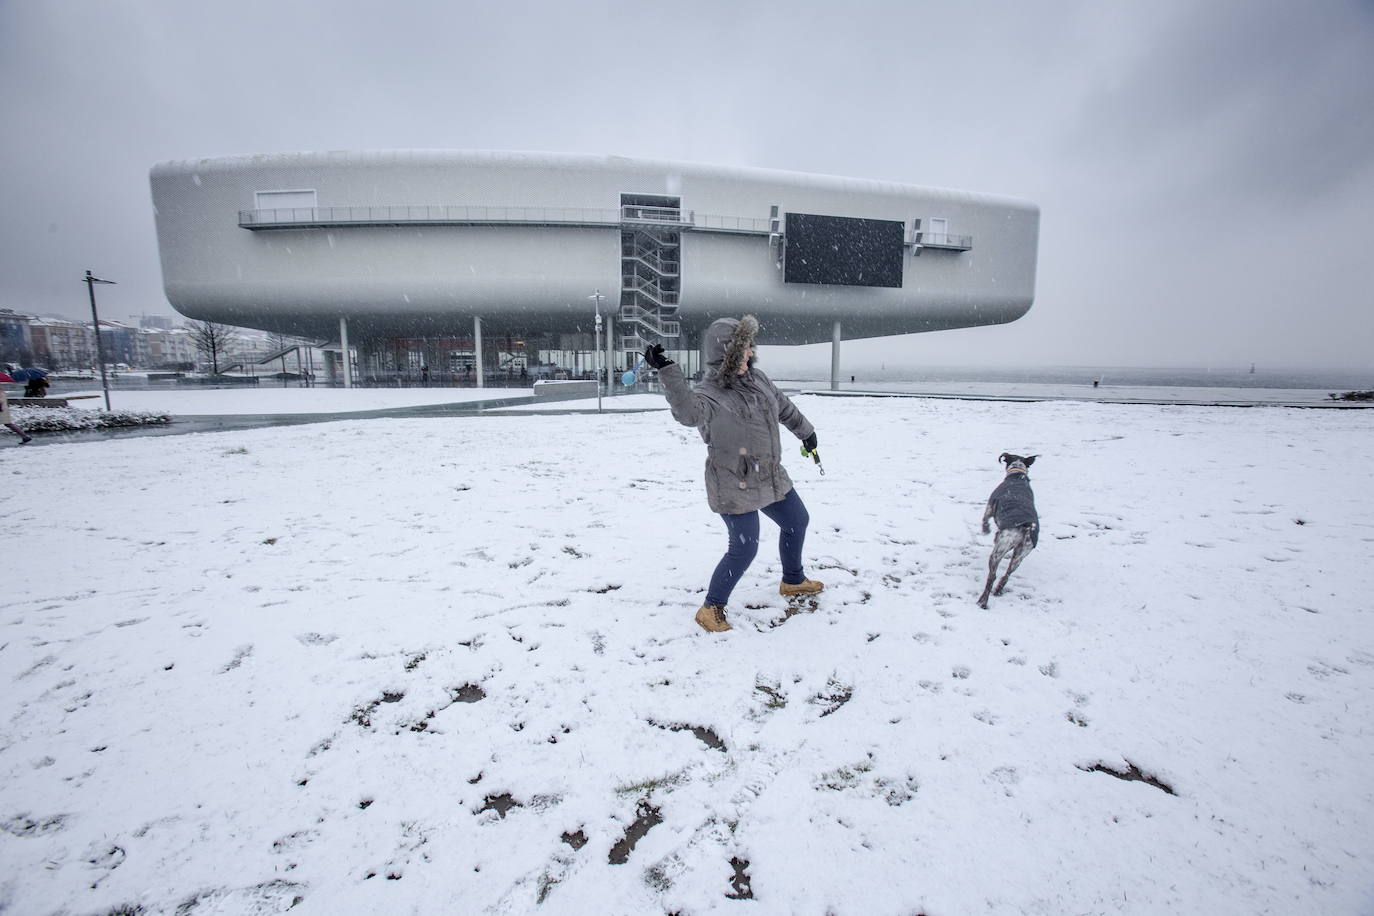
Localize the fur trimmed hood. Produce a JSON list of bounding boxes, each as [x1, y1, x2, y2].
[[702, 315, 759, 383]]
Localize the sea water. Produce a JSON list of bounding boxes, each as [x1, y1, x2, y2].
[[772, 365, 1373, 406]]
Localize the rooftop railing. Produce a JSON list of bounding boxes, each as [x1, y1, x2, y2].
[[692, 213, 772, 234], [238, 206, 968, 249], [916, 232, 974, 250], [619, 205, 687, 224], [238, 204, 623, 229], [239, 205, 774, 235]]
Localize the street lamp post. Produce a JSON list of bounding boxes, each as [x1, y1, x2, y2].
[[589, 289, 606, 414], [82, 270, 116, 411]]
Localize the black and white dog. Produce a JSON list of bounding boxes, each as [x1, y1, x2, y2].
[[977, 453, 1040, 609]]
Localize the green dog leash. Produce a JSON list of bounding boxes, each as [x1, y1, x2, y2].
[[801, 444, 826, 475]]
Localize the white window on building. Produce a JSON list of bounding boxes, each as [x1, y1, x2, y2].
[[927, 217, 948, 245], [254, 189, 317, 214]]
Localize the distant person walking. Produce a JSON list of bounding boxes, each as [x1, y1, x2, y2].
[[0, 388, 32, 444], [645, 315, 823, 633], [23, 375, 49, 398]]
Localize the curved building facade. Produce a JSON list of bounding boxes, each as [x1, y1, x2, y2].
[[149, 150, 1038, 373]]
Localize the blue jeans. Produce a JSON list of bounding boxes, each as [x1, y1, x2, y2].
[[705, 488, 810, 607]]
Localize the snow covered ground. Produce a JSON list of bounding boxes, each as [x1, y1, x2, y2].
[[2, 396, 1371, 914]]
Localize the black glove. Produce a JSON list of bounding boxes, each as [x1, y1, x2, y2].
[[802, 432, 818, 452], [643, 344, 673, 369]]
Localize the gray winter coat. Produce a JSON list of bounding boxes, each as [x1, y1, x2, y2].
[[660, 316, 815, 514]]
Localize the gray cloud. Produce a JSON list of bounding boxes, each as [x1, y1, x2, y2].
[[1066, 0, 1374, 210]]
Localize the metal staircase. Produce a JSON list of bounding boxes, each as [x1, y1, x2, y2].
[[619, 195, 683, 361]]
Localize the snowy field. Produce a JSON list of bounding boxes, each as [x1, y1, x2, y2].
[[2, 396, 1371, 914]]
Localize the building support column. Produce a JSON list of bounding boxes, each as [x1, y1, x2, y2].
[[473, 316, 484, 389], [830, 320, 842, 391], [339, 317, 352, 389], [605, 314, 615, 393]]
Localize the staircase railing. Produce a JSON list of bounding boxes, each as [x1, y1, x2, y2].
[[622, 275, 680, 309], [619, 302, 681, 338]]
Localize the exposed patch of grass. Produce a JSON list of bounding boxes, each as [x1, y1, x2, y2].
[[1079, 760, 1177, 795], [608, 800, 662, 865], [615, 767, 690, 797], [725, 857, 753, 900], [477, 793, 521, 818]]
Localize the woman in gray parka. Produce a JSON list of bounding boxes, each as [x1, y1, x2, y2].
[[643, 315, 823, 633]]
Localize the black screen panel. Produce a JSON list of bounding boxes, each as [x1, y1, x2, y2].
[[783, 213, 904, 288]]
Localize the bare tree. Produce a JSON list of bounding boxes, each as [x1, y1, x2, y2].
[[268, 331, 293, 355], [187, 320, 239, 374]]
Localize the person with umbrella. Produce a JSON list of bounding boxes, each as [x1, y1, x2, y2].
[[22, 371, 49, 398]]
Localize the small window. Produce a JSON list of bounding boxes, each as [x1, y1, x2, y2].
[[254, 189, 317, 212]]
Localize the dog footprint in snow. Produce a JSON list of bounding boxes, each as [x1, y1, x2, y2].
[[272, 829, 319, 857], [218, 645, 253, 673], [752, 677, 788, 715], [988, 766, 1020, 795], [808, 677, 853, 718], [83, 843, 126, 887]]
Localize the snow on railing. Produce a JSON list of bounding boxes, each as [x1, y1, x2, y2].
[[239, 205, 775, 235]]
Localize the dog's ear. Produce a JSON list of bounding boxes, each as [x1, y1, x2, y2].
[[1023, 455, 1038, 467], [998, 452, 1012, 466]]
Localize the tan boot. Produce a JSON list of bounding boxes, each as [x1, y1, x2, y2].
[[694, 604, 732, 633], [778, 579, 824, 597]]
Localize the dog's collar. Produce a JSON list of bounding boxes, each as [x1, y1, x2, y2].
[[1006, 467, 1028, 475]]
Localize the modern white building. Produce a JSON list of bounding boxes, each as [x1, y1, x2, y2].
[[149, 151, 1038, 385]]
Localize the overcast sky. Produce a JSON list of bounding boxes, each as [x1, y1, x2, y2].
[[2, 0, 1371, 369]]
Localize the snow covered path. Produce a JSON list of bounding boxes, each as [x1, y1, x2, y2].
[[2, 397, 1371, 914]]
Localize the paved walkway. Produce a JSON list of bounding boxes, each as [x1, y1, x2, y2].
[[805, 388, 1373, 409], [18, 383, 1367, 449], [17, 391, 547, 447]]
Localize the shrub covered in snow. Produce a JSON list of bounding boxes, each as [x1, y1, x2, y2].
[[12, 406, 172, 432]]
